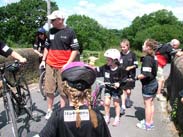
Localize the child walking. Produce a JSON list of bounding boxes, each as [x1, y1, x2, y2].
[[95, 49, 127, 126], [136, 39, 158, 130], [119, 39, 138, 115]]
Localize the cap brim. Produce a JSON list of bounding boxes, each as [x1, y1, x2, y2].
[[47, 15, 56, 20]]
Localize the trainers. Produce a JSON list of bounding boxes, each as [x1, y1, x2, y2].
[[45, 110, 53, 120], [112, 117, 120, 127], [120, 108, 125, 115], [136, 120, 154, 130], [156, 94, 166, 101], [126, 99, 132, 108], [104, 116, 110, 124]]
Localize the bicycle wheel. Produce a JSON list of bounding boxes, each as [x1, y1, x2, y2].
[[18, 76, 33, 113], [6, 92, 19, 137], [39, 71, 47, 100]]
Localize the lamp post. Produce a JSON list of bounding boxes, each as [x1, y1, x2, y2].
[[47, 0, 51, 30]]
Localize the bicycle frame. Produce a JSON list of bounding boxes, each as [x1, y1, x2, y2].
[[0, 61, 34, 137], [91, 80, 106, 108]]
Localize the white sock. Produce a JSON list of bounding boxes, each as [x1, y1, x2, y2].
[[122, 105, 126, 109]]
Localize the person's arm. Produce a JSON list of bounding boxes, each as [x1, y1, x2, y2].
[[10, 51, 27, 63], [39, 48, 48, 68], [33, 49, 43, 57], [62, 50, 78, 69]]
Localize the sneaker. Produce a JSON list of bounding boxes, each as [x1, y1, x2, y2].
[[45, 110, 53, 120], [136, 120, 154, 130], [139, 119, 155, 128], [156, 94, 166, 101], [112, 117, 120, 127], [104, 116, 110, 124], [120, 108, 125, 115], [126, 99, 132, 108]]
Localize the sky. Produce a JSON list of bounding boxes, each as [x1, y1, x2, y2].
[[1, 0, 183, 29]]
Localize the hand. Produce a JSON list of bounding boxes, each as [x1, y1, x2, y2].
[[19, 57, 27, 63], [114, 82, 120, 89], [39, 61, 45, 69], [39, 53, 43, 57], [125, 66, 131, 71], [135, 76, 139, 80], [176, 51, 183, 57], [62, 62, 69, 70]]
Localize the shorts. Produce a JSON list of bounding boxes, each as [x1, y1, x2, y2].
[[156, 66, 164, 80], [142, 79, 158, 98], [105, 88, 120, 100], [45, 64, 65, 96], [122, 81, 135, 90]]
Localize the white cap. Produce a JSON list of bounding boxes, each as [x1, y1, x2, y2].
[[47, 10, 65, 20]]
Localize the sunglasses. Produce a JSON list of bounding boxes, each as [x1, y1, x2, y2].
[[51, 19, 57, 22]]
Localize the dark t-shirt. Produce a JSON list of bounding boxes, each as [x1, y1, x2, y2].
[[33, 36, 46, 54], [155, 43, 174, 67], [0, 41, 13, 57], [39, 105, 111, 137], [95, 64, 128, 88], [120, 51, 138, 78], [46, 27, 80, 68], [140, 55, 157, 85]]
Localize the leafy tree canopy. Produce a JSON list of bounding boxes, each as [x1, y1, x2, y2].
[[66, 15, 120, 51], [120, 9, 183, 50], [0, 0, 58, 46]]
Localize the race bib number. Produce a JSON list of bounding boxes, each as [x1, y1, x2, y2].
[[105, 72, 110, 78], [64, 109, 89, 122], [50, 34, 54, 40]]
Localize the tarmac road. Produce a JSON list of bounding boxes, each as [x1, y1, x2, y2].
[[0, 66, 178, 137]]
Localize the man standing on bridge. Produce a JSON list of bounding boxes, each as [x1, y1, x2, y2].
[[40, 10, 80, 120]]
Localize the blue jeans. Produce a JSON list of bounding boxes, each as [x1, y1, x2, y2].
[[142, 79, 158, 97]]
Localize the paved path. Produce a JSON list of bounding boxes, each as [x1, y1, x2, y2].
[[0, 66, 178, 137]]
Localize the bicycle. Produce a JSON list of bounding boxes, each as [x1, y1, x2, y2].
[[39, 68, 59, 100], [39, 68, 46, 100], [91, 80, 115, 108], [91, 79, 135, 109], [0, 60, 34, 137]]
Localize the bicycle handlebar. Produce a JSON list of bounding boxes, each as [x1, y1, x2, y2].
[[0, 60, 25, 74]]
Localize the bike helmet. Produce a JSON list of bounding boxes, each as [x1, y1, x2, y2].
[[61, 62, 96, 91], [104, 48, 120, 62], [38, 27, 46, 33]]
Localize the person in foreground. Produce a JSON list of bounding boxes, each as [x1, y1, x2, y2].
[[36, 61, 112, 137], [0, 41, 27, 63], [136, 39, 158, 130], [0, 41, 27, 89]]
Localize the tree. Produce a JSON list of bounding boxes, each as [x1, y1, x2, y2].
[[0, 0, 58, 46], [66, 15, 120, 51], [120, 9, 183, 50]]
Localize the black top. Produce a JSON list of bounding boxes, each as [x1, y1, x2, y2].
[[120, 51, 138, 78], [0, 41, 13, 57], [95, 64, 128, 88], [140, 55, 157, 85], [33, 36, 47, 54], [46, 27, 80, 50], [155, 43, 174, 63], [39, 105, 111, 137]]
